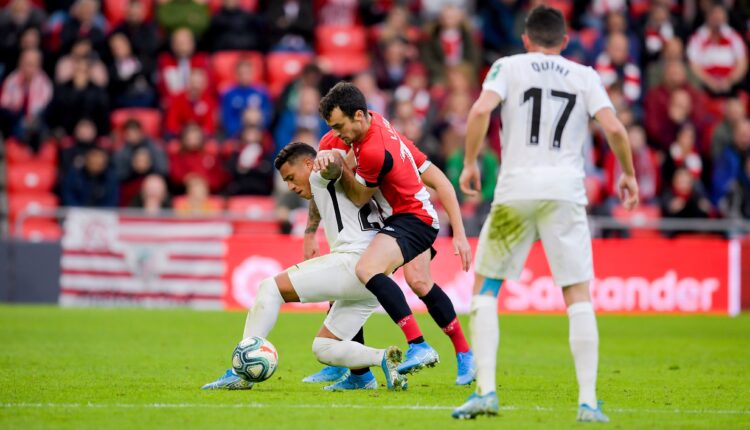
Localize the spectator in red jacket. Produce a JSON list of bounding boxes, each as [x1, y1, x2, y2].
[[156, 27, 209, 106], [165, 68, 216, 137], [662, 123, 703, 186], [168, 123, 227, 194]]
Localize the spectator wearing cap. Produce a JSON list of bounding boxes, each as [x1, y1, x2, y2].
[[205, 0, 266, 52], [165, 68, 217, 137], [61, 146, 119, 207], [156, 28, 210, 106], [0, 49, 52, 138], [220, 59, 272, 138], [687, 3, 748, 97]]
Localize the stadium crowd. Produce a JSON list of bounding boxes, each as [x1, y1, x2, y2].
[[2, 0, 750, 237]]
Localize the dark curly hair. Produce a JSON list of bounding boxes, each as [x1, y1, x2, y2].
[[318, 81, 369, 121]]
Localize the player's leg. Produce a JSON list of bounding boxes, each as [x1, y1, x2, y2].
[[403, 249, 474, 384], [312, 299, 406, 391], [538, 201, 608, 422], [302, 302, 355, 384], [453, 202, 536, 419]]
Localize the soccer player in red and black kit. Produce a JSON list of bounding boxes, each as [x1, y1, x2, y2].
[[314, 82, 460, 375]]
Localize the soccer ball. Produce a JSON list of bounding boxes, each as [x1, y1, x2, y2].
[[232, 336, 278, 382]]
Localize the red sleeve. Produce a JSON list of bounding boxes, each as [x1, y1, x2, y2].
[[319, 131, 348, 151], [164, 97, 185, 135], [355, 143, 391, 188]]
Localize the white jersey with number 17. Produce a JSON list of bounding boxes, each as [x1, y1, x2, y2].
[[482, 52, 614, 205]]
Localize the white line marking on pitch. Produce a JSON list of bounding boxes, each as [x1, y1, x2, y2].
[[1, 403, 749, 415]]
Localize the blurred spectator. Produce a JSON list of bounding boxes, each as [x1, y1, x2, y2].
[[374, 36, 413, 91], [421, 4, 479, 84], [373, 5, 420, 46], [644, 37, 695, 88], [225, 125, 274, 196], [114, 119, 168, 181], [595, 32, 641, 104], [643, 60, 707, 152], [712, 119, 750, 206], [711, 97, 747, 161], [165, 68, 217, 137], [61, 146, 119, 207], [174, 174, 223, 215], [273, 85, 329, 154], [646, 87, 694, 153], [168, 123, 228, 193], [478, 0, 524, 60], [687, 4, 748, 97], [107, 33, 156, 108], [433, 88, 472, 159], [604, 125, 659, 204], [445, 142, 498, 236], [205, 0, 266, 52], [0, 49, 52, 139], [157, 28, 210, 105], [112, 1, 161, 75], [392, 62, 431, 123], [60, 0, 106, 57], [55, 38, 108, 87], [118, 146, 158, 206], [590, 11, 642, 67], [639, 2, 683, 70], [422, 0, 473, 21], [352, 71, 388, 114], [662, 168, 712, 226], [662, 123, 703, 185], [129, 174, 171, 213], [274, 63, 336, 124], [220, 59, 272, 137], [265, 0, 315, 50], [0, 0, 45, 77], [315, 0, 360, 26], [47, 57, 110, 135], [59, 118, 99, 178], [156, 0, 210, 38]]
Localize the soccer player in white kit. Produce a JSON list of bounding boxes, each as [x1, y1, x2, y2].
[[451, 6, 639, 421], [202, 142, 407, 391]]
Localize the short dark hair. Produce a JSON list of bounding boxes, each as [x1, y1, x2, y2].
[[524, 6, 566, 48], [318, 81, 368, 121], [274, 141, 317, 171], [123, 118, 142, 131]]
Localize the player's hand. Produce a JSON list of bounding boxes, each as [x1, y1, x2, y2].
[[452, 234, 472, 272], [303, 233, 319, 260], [617, 173, 639, 210], [313, 150, 334, 172], [459, 161, 481, 197]]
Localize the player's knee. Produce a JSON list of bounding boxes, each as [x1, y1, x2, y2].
[[312, 337, 338, 365], [354, 261, 377, 284], [407, 276, 432, 297]]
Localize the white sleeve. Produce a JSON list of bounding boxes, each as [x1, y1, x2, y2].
[[585, 67, 615, 117], [481, 58, 508, 100], [309, 171, 331, 189]]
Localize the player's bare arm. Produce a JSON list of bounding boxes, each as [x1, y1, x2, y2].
[[304, 200, 321, 260], [594, 107, 639, 210], [461, 90, 502, 197], [421, 165, 472, 271]]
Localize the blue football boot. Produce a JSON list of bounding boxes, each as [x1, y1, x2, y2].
[[302, 366, 350, 383], [324, 370, 378, 391], [201, 369, 254, 390], [451, 392, 499, 419], [577, 401, 610, 423], [455, 350, 476, 385], [396, 342, 439, 375], [381, 345, 407, 390]]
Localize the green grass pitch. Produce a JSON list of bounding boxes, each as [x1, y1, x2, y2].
[[1, 305, 749, 429]]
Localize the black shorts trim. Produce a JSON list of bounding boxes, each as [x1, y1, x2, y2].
[[378, 213, 438, 265]]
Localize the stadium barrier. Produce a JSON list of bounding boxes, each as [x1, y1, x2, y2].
[[2, 207, 749, 315]]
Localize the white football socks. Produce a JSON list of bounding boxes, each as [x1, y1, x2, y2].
[[312, 337, 384, 368], [567, 301, 599, 407], [242, 277, 284, 339], [471, 295, 499, 396]]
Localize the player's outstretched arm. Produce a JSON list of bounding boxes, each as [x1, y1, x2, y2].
[[303, 200, 321, 260], [461, 90, 502, 197], [594, 107, 639, 210], [421, 165, 472, 271]]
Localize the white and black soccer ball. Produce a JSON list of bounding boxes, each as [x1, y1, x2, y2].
[[232, 336, 278, 382]]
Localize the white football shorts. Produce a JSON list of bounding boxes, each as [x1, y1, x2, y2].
[[474, 200, 593, 287], [286, 252, 379, 340]]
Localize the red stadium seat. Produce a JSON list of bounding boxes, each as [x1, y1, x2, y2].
[[315, 25, 367, 55], [612, 204, 662, 238], [266, 51, 314, 98], [172, 195, 226, 213], [104, 0, 154, 27], [111, 108, 163, 139], [6, 162, 56, 193], [19, 219, 62, 242], [4, 138, 58, 166], [317, 53, 371, 77], [211, 51, 264, 94], [8, 192, 59, 223], [208, 0, 257, 13], [232, 219, 279, 235], [227, 196, 275, 220]]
